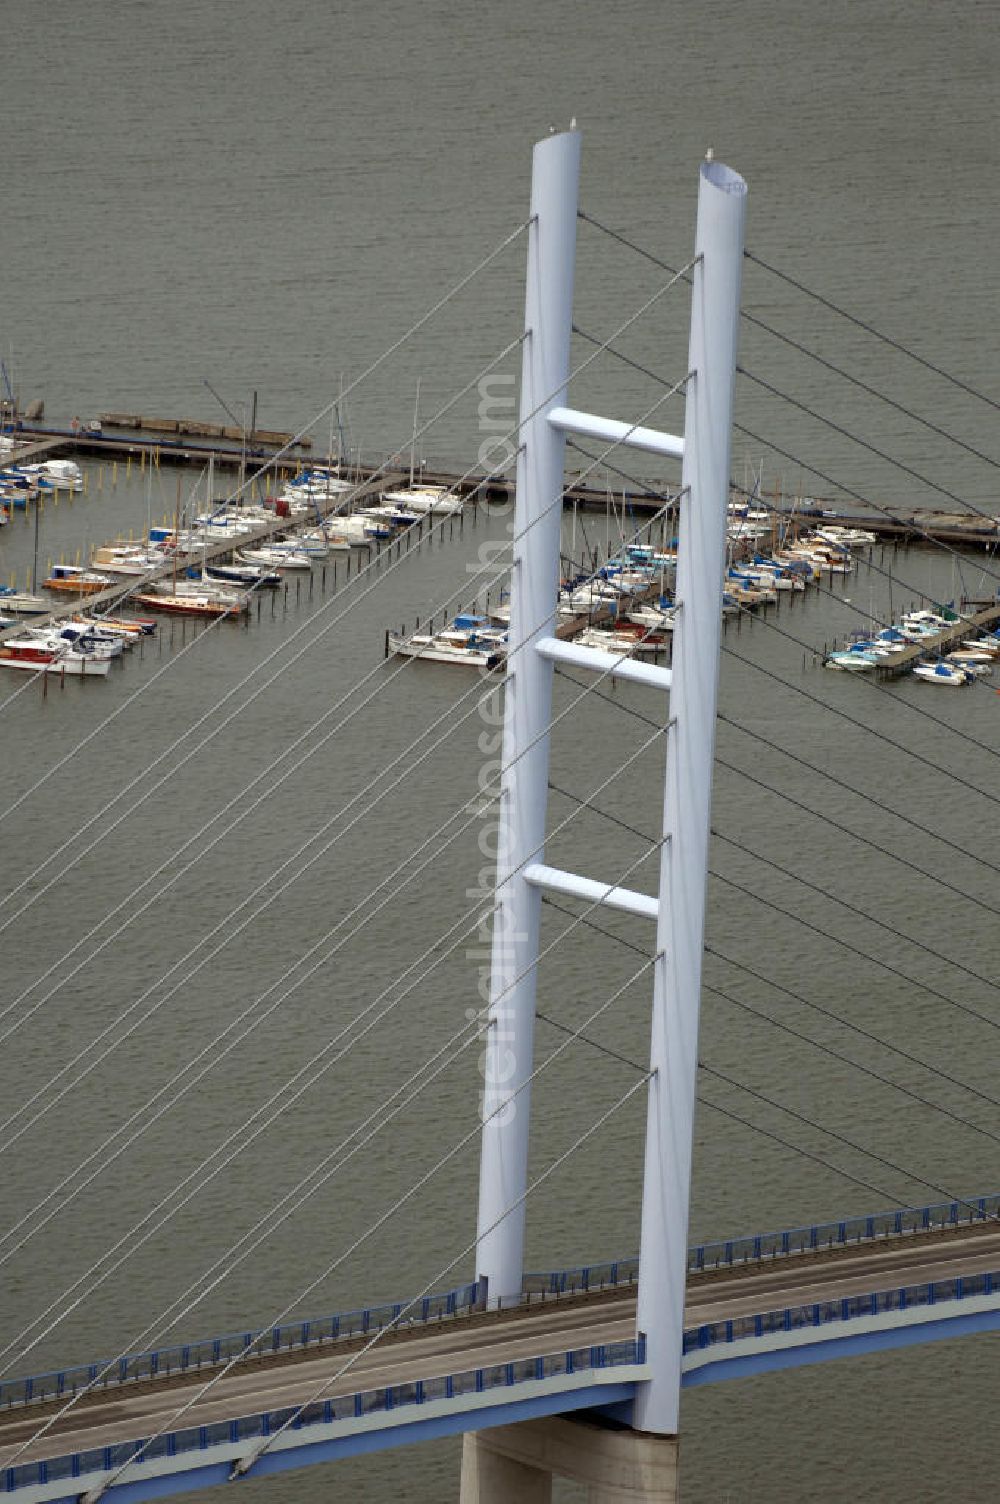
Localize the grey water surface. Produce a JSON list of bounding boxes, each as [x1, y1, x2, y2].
[[1, 2, 998, 1499]]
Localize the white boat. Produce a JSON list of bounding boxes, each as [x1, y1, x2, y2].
[[381, 485, 464, 515], [0, 586, 52, 614], [25, 624, 123, 659], [290, 530, 331, 558], [825, 649, 879, 671], [237, 545, 313, 570], [912, 662, 971, 686], [814, 525, 878, 547], [576, 626, 668, 657], [627, 603, 677, 631], [0, 636, 111, 676], [91, 545, 171, 576], [947, 648, 993, 664], [387, 630, 504, 668], [42, 458, 84, 490]]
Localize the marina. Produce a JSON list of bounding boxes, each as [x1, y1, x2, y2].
[[2, 13, 998, 1500]]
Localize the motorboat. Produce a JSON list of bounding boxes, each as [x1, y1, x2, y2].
[[25, 624, 123, 659], [291, 530, 332, 558], [627, 599, 677, 631], [0, 636, 111, 675], [42, 564, 115, 595], [381, 485, 464, 515], [824, 648, 879, 671], [42, 458, 84, 490], [576, 625, 668, 656], [387, 628, 504, 668], [0, 585, 52, 614], [912, 662, 971, 686], [91, 545, 171, 575]]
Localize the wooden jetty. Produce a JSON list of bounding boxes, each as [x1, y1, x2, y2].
[[771, 506, 1000, 552], [830, 600, 1000, 679], [98, 413, 312, 448], [0, 436, 75, 468], [0, 473, 404, 641]]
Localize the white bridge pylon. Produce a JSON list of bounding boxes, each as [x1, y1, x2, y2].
[[474, 127, 746, 1437]]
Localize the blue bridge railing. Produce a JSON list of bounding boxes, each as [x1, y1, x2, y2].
[[4, 1190, 995, 1411], [683, 1267, 1000, 1355], [686, 1192, 999, 1273], [0, 1338, 645, 1495]]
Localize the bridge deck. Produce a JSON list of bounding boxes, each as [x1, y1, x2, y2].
[[4, 1221, 999, 1470]]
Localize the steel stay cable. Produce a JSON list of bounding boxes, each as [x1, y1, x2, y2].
[[537, 890, 1000, 1142], [536, 1008, 647, 1073], [68, 1070, 653, 1498], [574, 350, 1000, 722], [572, 327, 1000, 738], [710, 865, 1000, 1037], [0, 652, 668, 1359], [0, 577, 668, 1224], [2, 1006, 498, 1450], [717, 710, 1000, 883], [738, 362, 1000, 527], [0, 417, 682, 1148], [713, 751, 1000, 919], [4, 874, 659, 1465], [725, 617, 1000, 803], [574, 298, 1000, 657], [732, 413, 1000, 599], [218, 217, 531, 510], [547, 774, 1000, 1020], [0, 654, 508, 1152], [577, 207, 1000, 420], [560, 650, 1000, 887], [703, 973, 1000, 1136], [227, 1077, 652, 1485], [0, 703, 664, 1305], [0, 385, 685, 1149], [727, 477, 1000, 707], [547, 758, 1000, 1076], [0, 330, 528, 918], [742, 248, 1000, 413], [696, 1094, 911, 1209], [567, 428, 1000, 775], [711, 826, 1000, 999], [547, 670, 1000, 1046], [697, 1061, 979, 1210], [1, 238, 691, 861], [737, 332, 1000, 473], [0, 306, 691, 1023], [0, 220, 533, 830], [540, 975, 978, 1208], [1, 337, 690, 1060]]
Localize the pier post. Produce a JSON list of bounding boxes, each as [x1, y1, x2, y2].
[[473, 127, 580, 1305], [634, 159, 746, 1436]]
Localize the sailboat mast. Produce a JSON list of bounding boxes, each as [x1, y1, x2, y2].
[[409, 377, 421, 488]]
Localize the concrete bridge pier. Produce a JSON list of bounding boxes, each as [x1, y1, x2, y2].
[[460, 1417, 678, 1502]]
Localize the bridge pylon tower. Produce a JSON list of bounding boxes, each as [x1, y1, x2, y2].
[[467, 125, 746, 1498]]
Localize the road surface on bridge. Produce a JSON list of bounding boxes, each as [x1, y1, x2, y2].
[[3, 1222, 998, 1467]]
